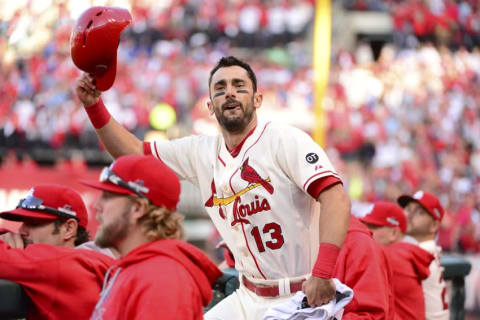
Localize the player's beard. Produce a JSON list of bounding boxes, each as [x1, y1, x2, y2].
[[215, 97, 255, 133], [95, 205, 131, 248], [406, 223, 431, 239]]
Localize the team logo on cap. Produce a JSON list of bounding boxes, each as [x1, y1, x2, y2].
[[386, 217, 399, 226], [413, 190, 424, 200], [433, 208, 441, 218]]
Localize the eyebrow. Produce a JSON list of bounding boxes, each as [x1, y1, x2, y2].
[[213, 80, 226, 88], [213, 78, 246, 88]]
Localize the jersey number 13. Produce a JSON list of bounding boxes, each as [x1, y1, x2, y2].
[[251, 223, 285, 252]]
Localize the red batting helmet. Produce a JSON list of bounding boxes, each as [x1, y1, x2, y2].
[[70, 6, 132, 91]]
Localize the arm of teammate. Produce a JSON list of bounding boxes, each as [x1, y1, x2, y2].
[[75, 73, 143, 158], [0, 240, 62, 284], [302, 183, 350, 306]]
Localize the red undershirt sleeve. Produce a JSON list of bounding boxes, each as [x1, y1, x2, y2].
[[143, 141, 152, 156], [307, 176, 343, 199]]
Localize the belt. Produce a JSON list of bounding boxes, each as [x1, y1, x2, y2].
[[242, 276, 304, 297]]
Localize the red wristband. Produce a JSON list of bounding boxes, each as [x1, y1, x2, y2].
[[312, 242, 340, 279], [85, 98, 111, 129]]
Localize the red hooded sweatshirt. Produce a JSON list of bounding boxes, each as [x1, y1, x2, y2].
[[90, 239, 222, 320], [386, 241, 434, 320], [0, 240, 114, 320], [334, 217, 395, 320]]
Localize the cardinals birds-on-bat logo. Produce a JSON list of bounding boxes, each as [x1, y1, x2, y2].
[[240, 158, 274, 194], [204, 158, 274, 218], [204, 179, 226, 219]]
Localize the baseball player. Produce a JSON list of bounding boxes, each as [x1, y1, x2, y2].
[[83, 155, 222, 320], [334, 216, 395, 319], [75, 56, 351, 319], [398, 191, 450, 320], [360, 202, 435, 320], [0, 185, 114, 319], [219, 215, 395, 319]]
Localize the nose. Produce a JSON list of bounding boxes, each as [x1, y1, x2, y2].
[[225, 85, 236, 99], [93, 197, 104, 220]]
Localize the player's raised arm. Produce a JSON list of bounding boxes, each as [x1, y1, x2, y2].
[[71, 7, 142, 159], [75, 73, 143, 158]]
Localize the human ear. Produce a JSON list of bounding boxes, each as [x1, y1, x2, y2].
[[63, 219, 78, 242], [253, 92, 263, 109], [206, 99, 215, 116]]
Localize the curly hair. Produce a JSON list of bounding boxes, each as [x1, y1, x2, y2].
[[134, 197, 184, 241]]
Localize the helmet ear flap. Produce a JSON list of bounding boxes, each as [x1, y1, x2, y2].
[[70, 6, 132, 91]]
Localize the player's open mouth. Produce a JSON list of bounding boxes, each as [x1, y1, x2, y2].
[[223, 103, 242, 111]]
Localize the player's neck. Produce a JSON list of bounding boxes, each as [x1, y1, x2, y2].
[[116, 230, 150, 257], [63, 240, 76, 248], [412, 234, 435, 243], [222, 116, 257, 151]]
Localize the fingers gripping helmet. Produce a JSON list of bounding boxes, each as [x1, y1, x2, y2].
[[70, 6, 132, 91]]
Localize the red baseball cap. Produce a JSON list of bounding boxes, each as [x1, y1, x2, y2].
[[0, 185, 88, 228], [70, 6, 132, 91], [359, 202, 407, 233], [397, 190, 444, 221], [81, 155, 180, 210]]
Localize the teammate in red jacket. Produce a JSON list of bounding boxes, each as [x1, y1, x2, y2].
[[360, 202, 434, 320], [0, 185, 114, 320], [84, 155, 222, 320], [334, 216, 395, 320], [398, 190, 450, 319]]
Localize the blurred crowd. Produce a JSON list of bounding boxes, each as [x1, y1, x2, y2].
[[343, 0, 480, 49], [1, 0, 479, 253], [329, 43, 480, 254], [0, 0, 315, 159]]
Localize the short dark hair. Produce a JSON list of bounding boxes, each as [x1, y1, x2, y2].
[[209, 56, 257, 92], [53, 219, 90, 246]]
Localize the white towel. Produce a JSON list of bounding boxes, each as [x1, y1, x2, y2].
[[263, 279, 353, 320]]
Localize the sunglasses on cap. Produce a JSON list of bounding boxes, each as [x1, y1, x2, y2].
[[100, 166, 150, 199], [17, 195, 80, 221]]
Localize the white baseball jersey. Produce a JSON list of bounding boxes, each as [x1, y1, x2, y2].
[[419, 240, 450, 320], [147, 121, 341, 281]]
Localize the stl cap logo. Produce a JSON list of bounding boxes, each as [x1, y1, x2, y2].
[[433, 208, 441, 218], [386, 217, 399, 226], [413, 190, 424, 200]]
